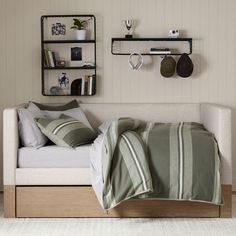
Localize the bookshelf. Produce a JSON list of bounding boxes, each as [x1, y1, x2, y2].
[[41, 15, 96, 96]]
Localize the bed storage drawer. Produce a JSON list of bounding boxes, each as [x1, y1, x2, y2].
[[16, 186, 220, 218], [16, 186, 108, 217]]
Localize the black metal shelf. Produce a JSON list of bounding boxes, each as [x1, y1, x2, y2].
[[44, 66, 95, 70], [111, 37, 192, 56], [42, 94, 95, 97], [43, 40, 95, 44], [41, 14, 97, 96]]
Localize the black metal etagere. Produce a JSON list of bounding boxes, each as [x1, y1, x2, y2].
[[41, 15, 96, 96]]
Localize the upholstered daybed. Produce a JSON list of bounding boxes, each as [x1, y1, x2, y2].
[[3, 103, 232, 218]]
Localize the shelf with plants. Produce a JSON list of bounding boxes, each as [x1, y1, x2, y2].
[[111, 37, 192, 56], [41, 15, 96, 96]]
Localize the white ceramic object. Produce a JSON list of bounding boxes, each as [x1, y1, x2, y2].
[[76, 30, 86, 40]]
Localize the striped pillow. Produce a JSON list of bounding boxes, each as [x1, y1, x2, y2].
[[36, 114, 97, 148]]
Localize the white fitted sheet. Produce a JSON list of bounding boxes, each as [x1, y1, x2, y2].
[[18, 144, 91, 168]]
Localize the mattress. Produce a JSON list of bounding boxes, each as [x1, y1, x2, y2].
[[18, 144, 91, 168]]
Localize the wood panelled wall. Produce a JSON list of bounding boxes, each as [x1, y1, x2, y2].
[[0, 0, 236, 190]]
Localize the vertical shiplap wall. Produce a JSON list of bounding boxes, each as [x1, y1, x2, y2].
[[0, 0, 236, 189]]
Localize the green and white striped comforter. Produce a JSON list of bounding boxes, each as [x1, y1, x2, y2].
[[100, 118, 222, 210]]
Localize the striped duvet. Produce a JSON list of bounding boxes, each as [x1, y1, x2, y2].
[[100, 118, 222, 210]]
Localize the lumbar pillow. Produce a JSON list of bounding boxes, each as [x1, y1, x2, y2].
[[36, 114, 97, 148], [31, 99, 78, 111], [18, 108, 47, 148], [28, 102, 94, 131]]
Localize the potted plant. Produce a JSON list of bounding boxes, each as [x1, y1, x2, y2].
[[71, 18, 91, 40]]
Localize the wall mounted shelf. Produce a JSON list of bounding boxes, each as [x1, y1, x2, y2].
[[111, 37, 192, 56], [41, 14, 97, 96]]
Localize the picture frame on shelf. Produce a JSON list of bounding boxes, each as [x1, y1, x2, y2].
[[71, 47, 82, 61], [51, 23, 66, 36], [58, 72, 70, 95]]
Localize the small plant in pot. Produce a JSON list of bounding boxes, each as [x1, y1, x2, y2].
[[71, 18, 91, 40]]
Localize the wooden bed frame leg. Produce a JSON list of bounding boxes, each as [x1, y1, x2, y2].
[[220, 185, 232, 218], [4, 185, 16, 218]]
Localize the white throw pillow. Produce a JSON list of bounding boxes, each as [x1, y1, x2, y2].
[[28, 102, 94, 131], [18, 108, 47, 148]]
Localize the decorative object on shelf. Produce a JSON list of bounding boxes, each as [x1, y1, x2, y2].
[[80, 61, 95, 68], [177, 53, 194, 78], [160, 56, 176, 78], [70, 79, 81, 95], [51, 23, 66, 36], [58, 72, 70, 94], [71, 18, 91, 40], [128, 52, 143, 70], [71, 47, 82, 61], [168, 29, 180, 38], [50, 86, 64, 95], [56, 59, 66, 67], [123, 19, 135, 38]]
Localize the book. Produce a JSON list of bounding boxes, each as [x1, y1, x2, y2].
[[149, 51, 171, 54], [77, 78, 82, 95], [44, 49, 50, 67], [89, 75, 96, 95], [51, 51, 57, 66], [150, 48, 170, 51], [48, 50, 55, 67], [150, 48, 171, 54], [81, 77, 85, 95], [87, 76, 91, 95]]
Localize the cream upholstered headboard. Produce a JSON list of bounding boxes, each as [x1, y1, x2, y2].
[[80, 103, 201, 128]]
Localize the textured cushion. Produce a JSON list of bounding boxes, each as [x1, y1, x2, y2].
[[28, 102, 94, 131], [18, 144, 91, 168], [18, 108, 47, 148], [36, 114, 97, 148], [32, 100, 78, 111]]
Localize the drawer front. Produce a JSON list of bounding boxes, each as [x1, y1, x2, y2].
[[16, 186, 220, 218]]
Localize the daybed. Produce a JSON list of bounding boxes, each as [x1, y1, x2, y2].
[[3, 103, 232, 218]]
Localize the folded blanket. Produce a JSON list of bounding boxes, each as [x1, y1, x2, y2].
[[91, 118, 222, 210]]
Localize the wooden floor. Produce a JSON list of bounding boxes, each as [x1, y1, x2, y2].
[[2, 185, 231, 218]]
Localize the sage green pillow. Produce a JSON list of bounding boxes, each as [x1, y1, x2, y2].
[[32, 100, 78, 111], [36, 114, 96, 148]]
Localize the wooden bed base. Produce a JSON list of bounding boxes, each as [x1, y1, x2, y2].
[[4, 185, 232, 218]]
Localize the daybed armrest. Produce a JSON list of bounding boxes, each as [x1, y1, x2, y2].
[[200, 104, 232, 185], [3, 104, 26, 186]]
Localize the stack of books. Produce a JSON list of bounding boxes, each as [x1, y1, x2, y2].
[[44, 49, 57, 67], [76, 75, 96, 96], [149, 48, 171, 55]]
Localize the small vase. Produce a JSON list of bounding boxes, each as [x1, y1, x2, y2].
[[76, 30, 86, 40]]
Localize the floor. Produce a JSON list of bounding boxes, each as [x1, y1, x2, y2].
[[0, 194, 235, 236]]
